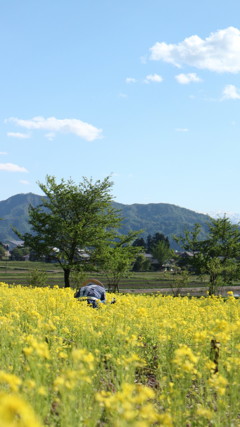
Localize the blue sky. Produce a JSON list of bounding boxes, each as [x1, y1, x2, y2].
[[1, 0, 240, 215]]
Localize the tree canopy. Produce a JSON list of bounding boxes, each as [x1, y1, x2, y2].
[[151, 240, 173, 269], [132, 232, 171, 270], [95, 233, 140, 292], [17, 175, 125, 287], [133, 232, 170, 254], [175, 216, 240, 294], [146, 232, 170, 253]]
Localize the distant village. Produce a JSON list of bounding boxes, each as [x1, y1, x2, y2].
[[0, 238, 192, 273]]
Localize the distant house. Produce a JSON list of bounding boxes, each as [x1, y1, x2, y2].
[[143, 253, 159, 269], [0, 243, 10, 259], [45, 247, 91, 264], [5, 240, 24, 251], [162, 263, 174, 272], [76, 249, 91, 261], [181, 251, 194, 257]]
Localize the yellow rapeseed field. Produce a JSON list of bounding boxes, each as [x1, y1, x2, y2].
[[0, 282, 240, 426]]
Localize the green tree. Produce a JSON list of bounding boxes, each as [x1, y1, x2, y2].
[[147, 233, 170, 253], [175, 216, 240, 295], [10, 246, 29, 261], [132, 237, 146, 250], [0, 244, 6, 260], [167, 269, 190, 297], [96, 233, 140, 292], [16, 175, 123, 288], [151, 240, 173, 269], [132, 254, 151, 272], [26, 269, 47, 287]]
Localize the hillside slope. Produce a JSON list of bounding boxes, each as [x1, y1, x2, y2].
[[0, 193, 211, 248], [0, 193, 44, 242], [113, 202, 210, 247]]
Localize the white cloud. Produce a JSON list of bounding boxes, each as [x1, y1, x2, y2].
[[176, 128, 189, 132], [0, 152, 7, 155], [222, 84, 240, 99], [20, 179, 30, 185], [126, 77, 137, 84], [149, 27, 240, 73], [175, 73, 202, 84], [119, 93, 128, 98], [140, 55, 147, 64], [144, 74, 163, 83], [0, 163, 28, 172], [45, 132, 56, 141], [7, 132, 30, 139], [5, 116, 102, 141]]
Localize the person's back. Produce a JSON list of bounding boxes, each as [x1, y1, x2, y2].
[[74, 279, 106, 307], [79, 283, 106, 302]]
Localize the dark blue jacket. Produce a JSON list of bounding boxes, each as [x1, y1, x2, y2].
[[75, 283, 106, 303]]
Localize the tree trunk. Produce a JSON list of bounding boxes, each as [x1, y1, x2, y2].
[[64, 268, 71, 288], [209, 274, 217, 296], [107, 283, 119, 293]]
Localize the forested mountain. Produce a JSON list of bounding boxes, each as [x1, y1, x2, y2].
[[0, 193, 43, 243], [113, 202, 210, 247], [0, 193, 211, 248]]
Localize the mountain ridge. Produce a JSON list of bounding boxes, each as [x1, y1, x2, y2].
[[0, 192, 211, 248]]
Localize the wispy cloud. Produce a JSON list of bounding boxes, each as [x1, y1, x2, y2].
[[175, 73, 202, 84], [0, 152, 7, 155], [149, 27, 240, 73], [45, 132, 56, 141], [0, 163, 28, 172], [126, 77, 137, 84], [20, 179, 30, 185], [144, 74, 163, 83], [176, 128, 189, 132], [118, 93, 128, 98], [5, 116, 103, 141], [7, 132, 31, 139], [222, 84, 240, 99]]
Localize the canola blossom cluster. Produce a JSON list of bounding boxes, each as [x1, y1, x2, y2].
[[0, 282, 240, 426]]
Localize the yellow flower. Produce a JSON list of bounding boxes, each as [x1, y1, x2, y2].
[[0, 371, 22, 392], [157, 413, 174, 426], [173, 345, 198, 374], [208, 374, 228, 395], [37, 386, 47, 396], [53, 376, 65, 391], [0, 392, 43, 427], [23, 347, 34, 356], [71, 348, 95, 371], [58, 351, 68, 359], [196, 405, 214, 420], [24, 379, 36, 390]]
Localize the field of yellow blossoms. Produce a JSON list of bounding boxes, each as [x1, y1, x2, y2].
[[1, 282, 240, 426]]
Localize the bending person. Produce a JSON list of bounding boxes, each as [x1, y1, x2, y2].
[[74, 279, 106, 308]]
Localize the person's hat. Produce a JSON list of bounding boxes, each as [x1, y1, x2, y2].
[[81, 278, 104, 287]]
